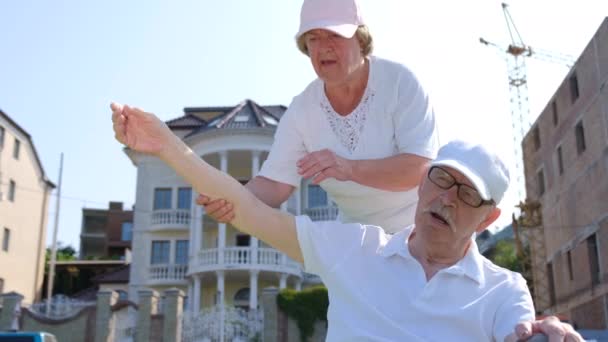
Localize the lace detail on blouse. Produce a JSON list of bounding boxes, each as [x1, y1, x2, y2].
[[321, 90, 375, 154]]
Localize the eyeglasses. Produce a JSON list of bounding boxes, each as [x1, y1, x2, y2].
[[427, 166, 495, 208]]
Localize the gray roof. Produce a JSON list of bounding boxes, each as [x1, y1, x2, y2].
[[165, 99, 286, 138]]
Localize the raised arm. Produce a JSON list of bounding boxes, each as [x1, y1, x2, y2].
[[111, 102, 303, 262]]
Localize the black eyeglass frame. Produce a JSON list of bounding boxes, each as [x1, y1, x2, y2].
[[427, 166, 495, 208]]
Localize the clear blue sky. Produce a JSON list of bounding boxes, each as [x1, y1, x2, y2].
[[1, 0, 605, 251]]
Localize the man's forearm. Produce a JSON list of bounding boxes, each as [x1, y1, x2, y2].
[[349, 153, 430, 191], [159, 136, 302, 261]]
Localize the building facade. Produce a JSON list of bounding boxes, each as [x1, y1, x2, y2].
[[80, 201, 133, 260], [522, 18, 608, 328], [0, 110, 55, 303], [126, 100, 333, 314]]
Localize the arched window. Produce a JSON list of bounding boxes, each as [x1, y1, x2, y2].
[[233, 288, 250, 309]]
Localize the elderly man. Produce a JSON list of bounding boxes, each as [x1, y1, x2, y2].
[[111, 103, 582, 341]]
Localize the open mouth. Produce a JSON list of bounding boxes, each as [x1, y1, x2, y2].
[[430, 211, 450, 228], [321, 60, 337, 66]]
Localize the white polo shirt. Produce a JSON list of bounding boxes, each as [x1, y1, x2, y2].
[[295, 216, 535, 342]]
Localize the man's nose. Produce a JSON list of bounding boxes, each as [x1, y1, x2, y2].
[[439, 184, 459, 205]]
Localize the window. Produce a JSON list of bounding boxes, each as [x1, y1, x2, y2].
[[0, 126, 4, 149], [566, 250, 574, 281], [588, 234, 600, 285], [13, 138, 20, 159], [177, 187, 192, 210], [151, 241, 170, 264], [2, 228, 9, 252], [307, 184, 328, 208], [532, 126, 541, 151], [121, 222, 133, 241], [153, 188, 172, 210], [556, 146, 564, 175], [551, 101, 558, 126], [569, 73, 579, 103], [537, 169, 545, 196], [233, 288, 250, 309], [546, 262, 556, 306], [8, 180, 15, 202], [575, 121, 586, 154], [175, 240, 189, 265]]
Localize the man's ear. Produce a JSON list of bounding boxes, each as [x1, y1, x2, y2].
[[475, 207, 501, 234]]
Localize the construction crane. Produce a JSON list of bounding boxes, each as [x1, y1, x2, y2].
[[480, 3, 575, 313], [480, 2, 575, 204]]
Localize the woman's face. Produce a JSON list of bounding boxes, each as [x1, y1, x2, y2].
[[303, 29, 364, 86]]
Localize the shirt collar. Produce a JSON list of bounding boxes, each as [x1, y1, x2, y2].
[[379, 226, 485, 285]]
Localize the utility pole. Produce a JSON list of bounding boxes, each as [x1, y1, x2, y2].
[[46, 153, 63, 314]]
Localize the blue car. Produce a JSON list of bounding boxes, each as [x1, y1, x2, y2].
[[0, 332, 57, 342]]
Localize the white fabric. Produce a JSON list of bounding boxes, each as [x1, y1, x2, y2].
[[259, 57, 439, 233], [295, 216, 535, 342]]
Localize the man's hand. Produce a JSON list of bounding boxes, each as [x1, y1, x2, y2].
[[196, 194, 235, 223], [111, 102, 173, 156], [506, 316, 583, 342], [297, 149, 353, 184]]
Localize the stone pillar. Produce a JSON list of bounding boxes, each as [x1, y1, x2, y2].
[[162, 288, 185, 342], [95, 290, 118, 342], [249, 270, 259, 309], [262, 287, 280, 342], [135, 289, 159, 342], [279, 274, 288, 290], [0, 292, 23, 331]]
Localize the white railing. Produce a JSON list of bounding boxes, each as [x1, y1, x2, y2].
[[195, 247, 301, 274], [29, 295, 95, 320], [151, 209, 190, 227], [305, 205, 339, 221], [182, 306, 263, 342], [149, 264, 188, 282]]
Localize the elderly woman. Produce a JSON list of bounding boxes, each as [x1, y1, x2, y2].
[[199, 0, 439, 233]]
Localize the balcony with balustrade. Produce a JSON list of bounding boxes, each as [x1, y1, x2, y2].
[[147, 263, 189, 285], [189, 246, 301, 276], [150, 209, 190, 231]]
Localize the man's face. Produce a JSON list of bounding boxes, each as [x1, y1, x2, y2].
[[414, 166, 499, 246]]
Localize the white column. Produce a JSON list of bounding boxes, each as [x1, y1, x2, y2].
[[194, 275, 201, 312], [295, 279, 302, 291], [187, 280, 193, 312], [249, 270, 259, 309], [217, 270, 225, 342], [218, 151, 228, 265], [279, 273, 288, 290], [216, 270, 225, 305], [251, 150, 261, 264]]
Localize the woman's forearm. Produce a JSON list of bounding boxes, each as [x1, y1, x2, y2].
[[349, 153, 430, 191]]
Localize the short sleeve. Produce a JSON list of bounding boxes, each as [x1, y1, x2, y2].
[[393, 68, 439, 159], [493, 274, 535, 342], [295, 216, 365, 277], [258, 98, 307, 187]]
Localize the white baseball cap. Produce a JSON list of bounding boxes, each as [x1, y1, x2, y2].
[[430, 140, 510, 204], [296, 0, 365, 39]]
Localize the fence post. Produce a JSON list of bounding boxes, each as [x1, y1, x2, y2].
[[262, 287, 279, 342], [95, 290, 118, 342], [162, 288, 185, 342], [135, 289, 159, 342], [0, 292, 23, 331]]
